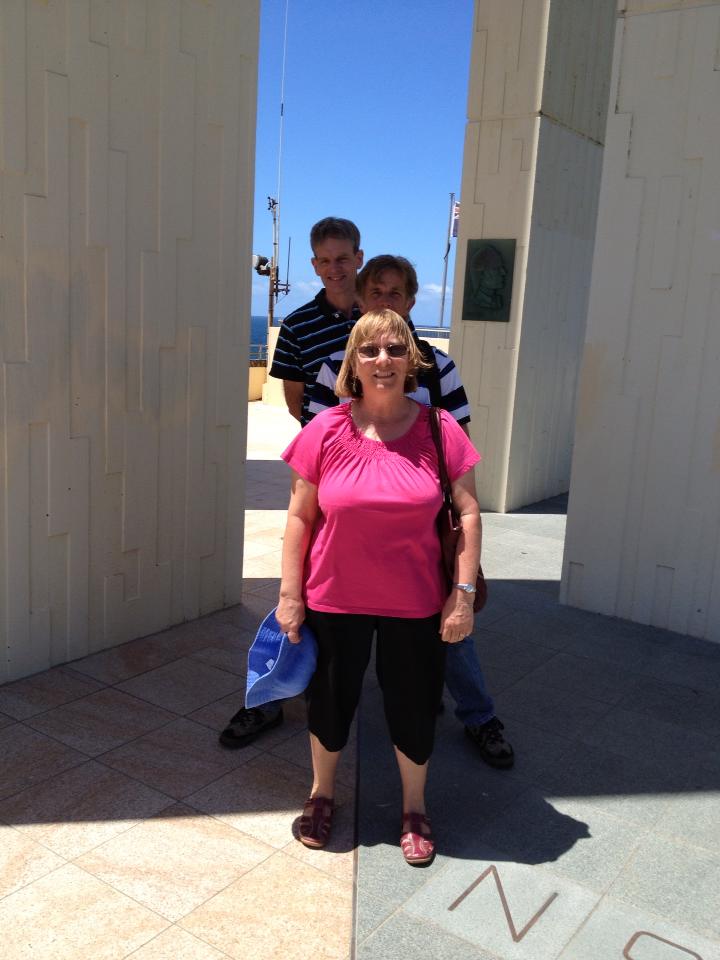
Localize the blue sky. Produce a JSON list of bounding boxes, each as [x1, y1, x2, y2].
[[251, 0, 474, 327]]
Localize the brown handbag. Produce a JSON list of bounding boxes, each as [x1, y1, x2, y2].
[[428, 407, 487, 612]]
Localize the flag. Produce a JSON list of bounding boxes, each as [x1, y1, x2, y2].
[[451, 201, 460, 238]]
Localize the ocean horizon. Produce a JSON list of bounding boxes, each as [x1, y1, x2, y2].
[[250, 314, 278, 347], [250, 314, 449, 348]]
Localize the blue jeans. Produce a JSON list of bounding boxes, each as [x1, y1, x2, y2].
[[444, 636, 495, 727]]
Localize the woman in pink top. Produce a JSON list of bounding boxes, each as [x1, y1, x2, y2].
[[277, 309, 482, 865]]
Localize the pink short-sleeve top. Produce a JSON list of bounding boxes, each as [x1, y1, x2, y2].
[[281, 402, 480, 618]]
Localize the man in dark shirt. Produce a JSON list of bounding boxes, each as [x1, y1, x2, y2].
[[268, 217, 364, 424]]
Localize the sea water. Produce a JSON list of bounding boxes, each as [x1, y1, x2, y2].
[[250, 315, 270, 347]]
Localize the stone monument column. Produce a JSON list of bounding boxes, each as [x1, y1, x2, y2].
[[561, 0, 720, 642], [450, 0, 616, 512]]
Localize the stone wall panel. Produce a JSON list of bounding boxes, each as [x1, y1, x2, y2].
[[562, 3, 720, 641], [0, 0, 259, 681]]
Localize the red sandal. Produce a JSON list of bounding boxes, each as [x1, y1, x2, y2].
[[298, 796, 334, 848], [400, 812, 435, 865]]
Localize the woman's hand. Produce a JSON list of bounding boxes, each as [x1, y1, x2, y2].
[[276, 595, 306, 644], [439, 591, 474, 644]]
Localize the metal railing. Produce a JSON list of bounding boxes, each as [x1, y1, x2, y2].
[[415, 326, 450, 339], [249, 343, 268, 364]]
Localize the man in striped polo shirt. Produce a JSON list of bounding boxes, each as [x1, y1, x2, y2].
[[308, 255, 471, 425], [220, 225, 513, 769], [268, 217, 364, 425]]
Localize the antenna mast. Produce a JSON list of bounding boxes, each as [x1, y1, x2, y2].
[[267, 0, 291, 330], [439, 192, 455, 327]]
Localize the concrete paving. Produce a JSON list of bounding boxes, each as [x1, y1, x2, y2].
[[1, 400, 719, 959], [356, 496, 720, 960]]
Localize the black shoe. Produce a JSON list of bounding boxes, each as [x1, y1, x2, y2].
[[219, 706, 284, 749], [465, 717, 514, 768]]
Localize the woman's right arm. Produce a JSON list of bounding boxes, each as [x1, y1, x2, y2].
[[276, 470, 319, 643]]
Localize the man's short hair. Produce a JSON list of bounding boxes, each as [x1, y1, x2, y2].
[[310, 217, 361, 254], [356, 255, 419, 300]]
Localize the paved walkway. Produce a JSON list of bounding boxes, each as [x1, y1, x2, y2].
[[1, 401, 719, 959], [356, 502, 720, 959]]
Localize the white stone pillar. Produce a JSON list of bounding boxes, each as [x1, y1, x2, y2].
[[0, 2, 260, 680], [561, 0, 720, 642], [451, 0, 616, 512]]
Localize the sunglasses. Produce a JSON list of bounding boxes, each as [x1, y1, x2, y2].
[[357, 343, 409, 359]]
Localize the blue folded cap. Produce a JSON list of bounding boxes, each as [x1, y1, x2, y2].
[[245, 607, 318, 709]]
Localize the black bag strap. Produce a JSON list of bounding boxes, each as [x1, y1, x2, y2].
[[429, 408, 461, 529]]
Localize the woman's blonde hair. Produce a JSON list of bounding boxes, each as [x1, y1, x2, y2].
[[335, 309, 432, 399]]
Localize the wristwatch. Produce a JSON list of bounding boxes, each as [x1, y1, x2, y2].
[[454, 583, 477, 594]]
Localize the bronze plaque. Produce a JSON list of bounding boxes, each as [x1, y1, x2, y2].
[[461, 239, 516, 323]]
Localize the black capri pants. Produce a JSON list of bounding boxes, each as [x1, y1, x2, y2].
[[303, 608, 446, 766]]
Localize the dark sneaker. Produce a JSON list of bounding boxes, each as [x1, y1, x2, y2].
[[219, 706, 284, 749], [465, 716, 514, 768]]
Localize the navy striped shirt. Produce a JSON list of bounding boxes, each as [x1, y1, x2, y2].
[[268, 290, 363, 425], [308, 343, 471, 425]]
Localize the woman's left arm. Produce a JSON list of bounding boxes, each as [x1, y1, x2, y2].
[[439, 470, 482, 644]]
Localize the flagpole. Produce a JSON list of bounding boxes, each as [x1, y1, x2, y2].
[[439, 191, 455, 327]]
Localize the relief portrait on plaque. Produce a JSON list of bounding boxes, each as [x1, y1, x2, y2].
[[461, 239, 516, 323]]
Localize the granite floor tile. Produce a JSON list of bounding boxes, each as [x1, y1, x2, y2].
[[0, 711, 15, 730], [358, 910, 496, 960], [512, 651, 638, 704], [494, 677, 612, 739], [0, 862, 168, 959], [147, 617, 249, 660], [355, 891, 397, 944], [282, 800, 356, 882], [68, 636, 183, 684], [568, 629, 664, 673], [471, 631, 559, 687], [479, 793, 646, 891], [578, 707, 720, 778], [653, 789, 720, 854], [648, 648, 720, 696], [208, 599, 272, 631], [186, 690, 250, 732], [0, 826, 65, 898], [356, 839, 455, 921], [99, 717, 260, 799], [0, 724, 87, 800], [236, 577, 282, 601], [618, 676, 720, 736], [76, 803, 274, 922], [558, 896, 720, 960], [243, 553, 284, 578], [0, 760, 173, 858], [0, 667, 105, 720], [608, 833, 720, 938], [471, 789, 596, 871], [125, 926, 232, 959], [26, 688, 177, 757], [479, 610, 585, 652], [116, 657, 244, 715], [186, 642, 251, 677], [535, 740, 681, 826], [187, 752, 352, 850], [179, 850, 352, 960], [402, 856, 599, 960]]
